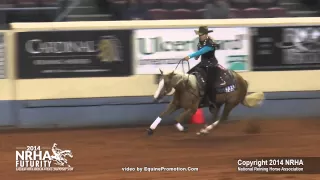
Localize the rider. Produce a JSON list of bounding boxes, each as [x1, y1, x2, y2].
[[183, 26, 219, 106]]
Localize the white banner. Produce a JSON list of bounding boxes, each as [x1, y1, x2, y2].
[[134, 28, 250, 74]]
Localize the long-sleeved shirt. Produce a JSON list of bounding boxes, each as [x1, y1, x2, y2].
[[188, 46, 214, 59]]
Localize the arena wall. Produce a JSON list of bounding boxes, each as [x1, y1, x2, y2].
[[0, 18, 320, 128], [13, 92, 320, 128], [0, 31, 16, 126]]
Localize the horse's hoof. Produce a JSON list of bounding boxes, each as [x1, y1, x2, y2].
[[196, 132, 208, 136], [196, 129, 209, 136], [146, 128, 154, 136], [182, 126, 188, 133]]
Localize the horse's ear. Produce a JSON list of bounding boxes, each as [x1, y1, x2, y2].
[[159, 68, 163, 75], [170, 70, 175, 75]]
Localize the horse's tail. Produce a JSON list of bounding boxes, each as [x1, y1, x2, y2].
[[241, 78, 265, 108]]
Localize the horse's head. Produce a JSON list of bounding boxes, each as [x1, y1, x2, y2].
[[153, 69, 185, 102]]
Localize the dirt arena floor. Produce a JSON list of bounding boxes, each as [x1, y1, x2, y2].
[[1, 118, 320, 180]]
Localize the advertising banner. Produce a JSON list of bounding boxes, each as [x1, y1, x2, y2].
[[17, 30, 133, 79], [252, 26, 320, 71], [134, 28, 250, 74], [0, 32, 5, 78]]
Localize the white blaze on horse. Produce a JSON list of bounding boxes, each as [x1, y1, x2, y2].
[[148, 68, 264, 135], [153, 77, 175, 100]]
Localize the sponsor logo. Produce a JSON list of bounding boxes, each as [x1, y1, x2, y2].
[[16, 143, 74, 172], [25, 36, 123, 64], [135, 28, 249, 74], [276, 27, 320, 64]]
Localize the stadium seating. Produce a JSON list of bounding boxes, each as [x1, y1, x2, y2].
[[228, 8, 243, 18], [243, 7, 266, 18], [266, 7, 287, 17], [112, 0, 127, 10], [253, 0, 278, 9], [41, 0, 58, 7], [0, 0, 59, 25], [148, 8, 169, 19], [185, 0, 206, 10], [195, 9, 205, 19], [15, 0, 40, 7], [0, 0, 14, 8], [0, 0, 318, 26], [109, 0, 295, 20], [170, 8, 194, 19], [229, 0, 253, 9], [140, 0, 160, 9], [160, 0, 182, 10]]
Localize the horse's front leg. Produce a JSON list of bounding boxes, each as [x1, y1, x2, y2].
[[197, 105, 221, 135], [175, 108, 196, 132], [147, 102, 180, 135]]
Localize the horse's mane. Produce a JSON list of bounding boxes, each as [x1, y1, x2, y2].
[[172, 70, 186, 76], [161, 70, 197, 90], [162, 70, 196, 83]]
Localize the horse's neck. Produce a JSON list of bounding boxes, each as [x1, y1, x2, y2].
[[171, 74, 184, 89], [186, 74, 198, 89], [173, 74, 197, 91]]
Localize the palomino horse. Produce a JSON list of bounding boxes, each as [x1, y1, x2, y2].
[[147, 66, 264, 135]]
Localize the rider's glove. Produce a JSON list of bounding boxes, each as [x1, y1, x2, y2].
[[183, 56, 190, 61]]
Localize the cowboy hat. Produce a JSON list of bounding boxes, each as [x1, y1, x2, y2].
[[194, 26, 213, 35]]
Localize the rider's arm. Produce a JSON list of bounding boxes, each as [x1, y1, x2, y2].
[[188, 46, 214, 59]]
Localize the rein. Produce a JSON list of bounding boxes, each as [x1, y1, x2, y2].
[[174, 59, 191, 79], [174, 59, 199, 98]]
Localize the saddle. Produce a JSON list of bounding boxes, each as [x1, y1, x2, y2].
[[193, 65, 237, 96], [214, 66, 237, 94]]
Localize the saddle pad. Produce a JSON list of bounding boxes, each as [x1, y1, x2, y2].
[[216, 84, 237, 94], [214, 68, 237, 94]]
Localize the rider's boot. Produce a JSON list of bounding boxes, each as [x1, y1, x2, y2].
[[198, 76, 208, 107], [199, 78, 216, 108], [201, 93, 215, 108]]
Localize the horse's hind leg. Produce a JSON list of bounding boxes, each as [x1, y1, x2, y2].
[[220, 102, 238, 122], [198, 102, 237, 135], [209, 104, 222, 125], [197, 104, 221, 135]]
